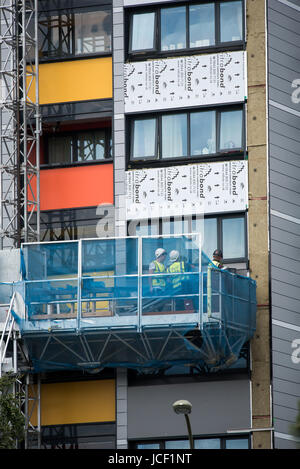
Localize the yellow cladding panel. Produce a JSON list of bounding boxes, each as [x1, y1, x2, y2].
[[31, 379, 115, 426], [34, 57, 112, 104]]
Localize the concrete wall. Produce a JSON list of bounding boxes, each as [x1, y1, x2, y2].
[[267, 0, 300, 450]]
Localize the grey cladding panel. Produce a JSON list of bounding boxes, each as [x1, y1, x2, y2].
[[272, 305, 300, 326], [269, 143, 300, 167], [127, 379, 250, 439], [273, 391, 300, 411], [268, 0, 300, 443]]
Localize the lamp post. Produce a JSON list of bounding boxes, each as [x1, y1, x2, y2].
[[172, 399, 194, 450]]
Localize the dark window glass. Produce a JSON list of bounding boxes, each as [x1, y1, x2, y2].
[[40, 423, 115, 449], [161, 6, 186, 51], [39, 7, 112, 59], [48, 134, 73, 165], [220, 1, 243, 43], [47, 129, 112, 165], [189, 3, 215, 48], [131, 12, 155, 51]]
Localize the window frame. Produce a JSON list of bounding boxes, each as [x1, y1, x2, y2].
[[129, 433, 250, 450], [43, 126, 113, 168], [127, 105, 246, 168], [127, 212, 248, 265], [38, 2, 113, 62], [126, 0, 245, 60]]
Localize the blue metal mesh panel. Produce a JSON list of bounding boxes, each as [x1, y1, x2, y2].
[[4, 238, 256, 373]]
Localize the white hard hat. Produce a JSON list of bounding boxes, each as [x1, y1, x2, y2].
[[155, 248, 166, 258], [169, 250, 179, 262]]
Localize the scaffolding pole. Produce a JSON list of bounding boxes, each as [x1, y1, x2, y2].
[[0, 0, 40, 249]]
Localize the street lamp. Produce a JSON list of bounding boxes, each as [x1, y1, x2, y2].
[[172, 400, 194, 449]]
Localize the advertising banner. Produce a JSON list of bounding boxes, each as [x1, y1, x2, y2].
[[126, 160, 248, 220], [124, 51, 247, 113]]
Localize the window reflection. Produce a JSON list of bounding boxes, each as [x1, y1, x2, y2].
[[39, 7, 112, 59], [225, 438, 249, 449], [222, 217, 245, 259], [131, 12, 155, 51], [133, 119, 157, 158], [194, 438, 221, 449], [47, 129, 112, 165], [161, 6, 186, 51], [189, 3, 215, 47], [202, 218, 218, 261], [75, 9, 111, 55], [220, 110, 243, 150], [220, 1, 243, 42], [191, 111, 216, 156], [161, 114, 187, 158], [165, 440, 190, 449]]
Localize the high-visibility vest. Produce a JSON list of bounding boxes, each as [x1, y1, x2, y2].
[[211, 260, 223, 269], [152, 260, 166, 288], [167, 261, 185, 290]]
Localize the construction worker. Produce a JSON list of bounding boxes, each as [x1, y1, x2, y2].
[[211, 249, 226, 269], [149, 248, 167, 295], [167, 250, 186, 291]]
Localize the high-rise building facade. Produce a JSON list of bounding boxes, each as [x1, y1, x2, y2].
[[0, 0, 299, 450]]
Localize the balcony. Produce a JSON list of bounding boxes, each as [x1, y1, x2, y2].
[[3, 235, 256, 373]]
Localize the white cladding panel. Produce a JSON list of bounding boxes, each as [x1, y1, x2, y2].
[[124, 51, 247, 113], [126, 160, 248, 220]]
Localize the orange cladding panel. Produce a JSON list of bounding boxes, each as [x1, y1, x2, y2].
[[30, 380, 116, 426], [36, 57, 112, 104], [40, 164, 113, 210]]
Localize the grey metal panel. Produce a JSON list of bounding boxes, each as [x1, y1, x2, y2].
[[271, 240, 300, 262], [271, 214, 300, 237], [269, 143, 300, 167], [268, 1, 300, 443], [273, 377, 300, 397], [274, 437, 298, 449], [273, 390, 300, 411], [269, 0, 300, 21], [271, 266, 300, 288], [270, 171, 300, 194], [270, 197, 300, 220], [272, 292, 300, 315], [273, 364, 300, 385], [269, 131, 300, 157], [272, 306, 300, 326], [270, 158, 300, 181], [127, 379, 250, 439]]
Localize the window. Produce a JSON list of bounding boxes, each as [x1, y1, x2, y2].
[[131, 435, 250, 449], [128, 1, 244, 57], [38, 422, 115, 449], [38, 207, 110, 242], [129, 107, 244, 164], [128, 214, 247, 263], [39, 4, 112, 60], [44, 127, 112, 166]]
